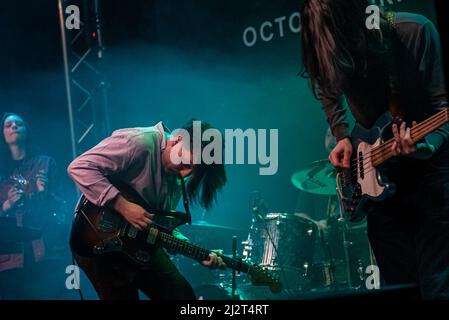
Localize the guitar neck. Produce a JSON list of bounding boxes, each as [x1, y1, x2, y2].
[[156, 230, 250, 273], [372, 109, 449, 167]]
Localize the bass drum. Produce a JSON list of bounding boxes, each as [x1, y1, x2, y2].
[[248, 213, 318, 291], [310, 260, 348, 290], [320, 219, 374, 290]]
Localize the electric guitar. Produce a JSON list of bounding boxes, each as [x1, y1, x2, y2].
[[337, 108, 449, 222], [69, 184, 282, 294]]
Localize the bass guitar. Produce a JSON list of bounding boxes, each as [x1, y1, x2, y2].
[[337, 109, 449, 222]]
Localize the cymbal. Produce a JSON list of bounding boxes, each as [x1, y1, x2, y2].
[[188, 220, 241, 231], [293, 212, 318, 223], [291, 159, 337, 195]]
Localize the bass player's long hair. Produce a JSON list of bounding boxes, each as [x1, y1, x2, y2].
[[300, 0, 393, 98]]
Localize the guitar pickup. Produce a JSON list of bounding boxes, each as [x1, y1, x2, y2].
[[128, 226, 138, 238], [358, 152, 365, 179], [146, 228, 158, 245], [98, 221, 114, 232]]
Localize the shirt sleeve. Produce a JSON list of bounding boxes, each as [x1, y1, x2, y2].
[[415, 19, 449, 151], [67, 134, 141, 207], [318, 89, 351, 142]]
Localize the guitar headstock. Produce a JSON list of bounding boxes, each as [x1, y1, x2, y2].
[[248, 265, 282, 293]]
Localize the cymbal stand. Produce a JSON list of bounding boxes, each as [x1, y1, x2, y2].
[[340, 219, 353, 288], [231, 236, 240, 300], [335, 197, 354, 288], [323, 196, 340, 290]]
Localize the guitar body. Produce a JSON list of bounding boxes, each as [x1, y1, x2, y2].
[[70, 184, 283, 293], [70, 184, 190, 268], [337, 112, 396, 222]]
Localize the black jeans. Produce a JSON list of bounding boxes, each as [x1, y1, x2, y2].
[[367, 147, 449, 299], [75, 248, 196, 300]]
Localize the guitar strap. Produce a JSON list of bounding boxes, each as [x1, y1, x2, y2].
[[180, 177, 192, 225]]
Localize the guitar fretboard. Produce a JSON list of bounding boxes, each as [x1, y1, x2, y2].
[[371, 109, 449, 167], [156, 230, 250, 273]]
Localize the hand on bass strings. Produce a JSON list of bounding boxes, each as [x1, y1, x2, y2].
[[329, 137, 353, 170]]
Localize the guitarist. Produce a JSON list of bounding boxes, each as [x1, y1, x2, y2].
[[301, 0, 449, 298], [67, 120, 227, 300]]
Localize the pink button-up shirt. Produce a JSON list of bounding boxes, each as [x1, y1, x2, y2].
[[67, 122, 182, 212]]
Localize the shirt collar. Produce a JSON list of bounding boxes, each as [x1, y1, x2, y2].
[[154, 121, 171, 151]]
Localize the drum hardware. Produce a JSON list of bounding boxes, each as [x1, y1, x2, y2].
[[247, 192, 294, 294], [355, 259, 366, 288], [317, 226, 341, 291], [231, 235, 239, 300], [310, 259, 348, 290], [341, 221, 354, 288], [290, 159, 377, 293]]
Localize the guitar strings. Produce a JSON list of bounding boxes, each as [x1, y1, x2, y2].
[[369, 111, 446, 163], [342, 116, 446, 184], [347, 110, 446, 169], [344, 111, 447, 179], [159, 232, 259, 275], [339, 112, 447, 186]]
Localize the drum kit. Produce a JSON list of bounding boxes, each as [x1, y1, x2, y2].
[[180, 130, 377, 299], [238, 159, 376, 297], [180, 157, 376, 300]]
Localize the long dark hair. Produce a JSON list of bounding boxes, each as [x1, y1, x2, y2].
[[300, 0, 391, 98], [180, 119, 227, 210], [0, 113, 36, 178]]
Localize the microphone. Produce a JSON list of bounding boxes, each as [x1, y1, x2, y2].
[[250, 191, 267, 221]]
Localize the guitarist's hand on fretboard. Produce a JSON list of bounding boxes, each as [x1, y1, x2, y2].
[[201, 249, 226, 270], [392, 121, 436, 160]]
